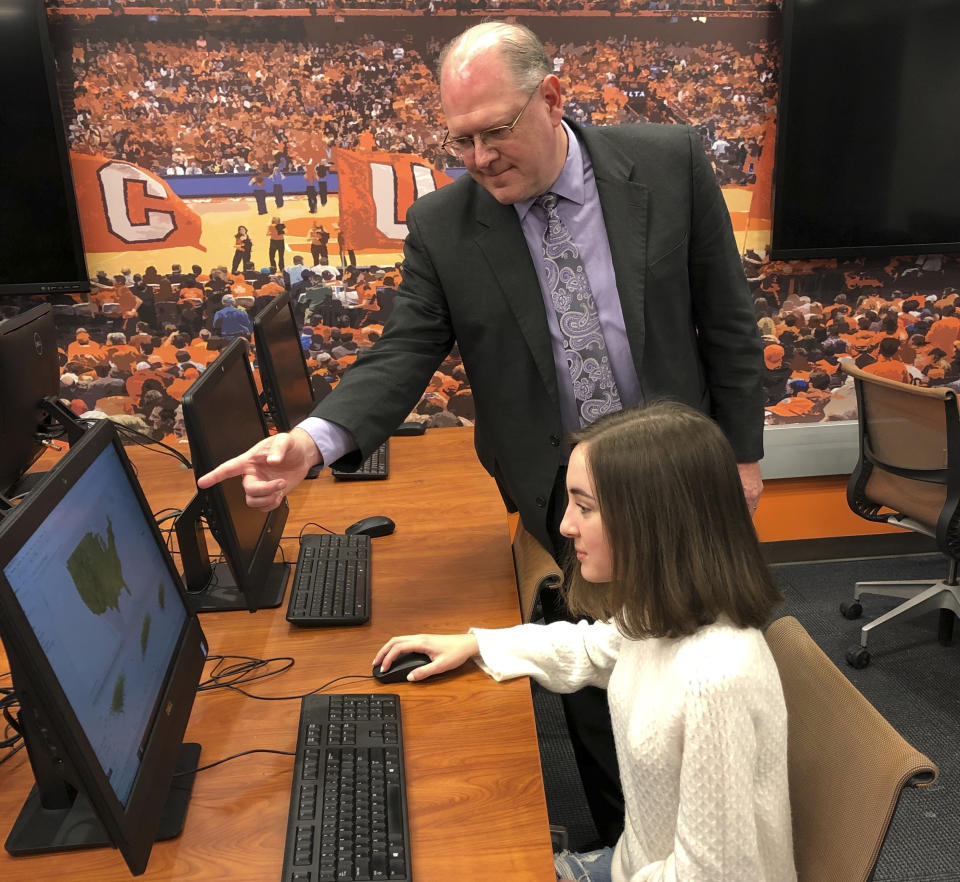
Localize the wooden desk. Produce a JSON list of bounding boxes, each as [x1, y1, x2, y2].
[[0, 428, 556, 881]]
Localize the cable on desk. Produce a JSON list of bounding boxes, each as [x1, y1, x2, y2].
[[154, 508, 184, 526], [198, 654, 296, 693], [213, 673, 377, 703], [79, 418, 193, 470], [0, 684, 23, 757], [172, 748, 295, 778], [0, 741, 24, 766], [296, 521, 338, 542]]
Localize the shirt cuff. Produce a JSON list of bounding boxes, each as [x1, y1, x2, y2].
[[295, 416, 356, 469]]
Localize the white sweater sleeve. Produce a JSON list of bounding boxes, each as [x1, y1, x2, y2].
[[470, 620, 621, 693]]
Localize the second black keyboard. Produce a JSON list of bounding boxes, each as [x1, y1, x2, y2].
[[280, 693, 412, 882], [331, 441, 389, 480], [287, 533, 371, 625]]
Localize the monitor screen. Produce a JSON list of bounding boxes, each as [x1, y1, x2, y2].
[[180, 339, 289, 612], [0, 304, 60, 495], [0, 0, 89, 296], [772, 0, 960, 258], [0, 420, 206, 875], [253, 291, 315, 432]]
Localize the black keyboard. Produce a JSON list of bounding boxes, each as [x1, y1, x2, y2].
[[286, 533, 370, 626], [331, 441, 389, 480], [280, 694, 412, 882]]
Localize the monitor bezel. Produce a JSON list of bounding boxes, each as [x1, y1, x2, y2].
[[0, 419, 207, 875]]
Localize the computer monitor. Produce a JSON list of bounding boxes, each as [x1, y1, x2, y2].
[[0, 304, 84, 500], [0, 0, 89, 297], [0, 420, 207, 875], [179, 338, 290, 613], [253, 291, 315, 432]]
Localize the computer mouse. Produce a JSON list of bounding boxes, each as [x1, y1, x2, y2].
[[392, 421, 426, 437], [344, 514, 396, 538], [372, 651, 432, 684]]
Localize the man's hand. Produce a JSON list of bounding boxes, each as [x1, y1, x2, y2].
[[196, 428, 322, 511], [737, 461, 763, 515]]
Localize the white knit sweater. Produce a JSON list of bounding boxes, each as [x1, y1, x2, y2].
[[471, 619, 796, 882]]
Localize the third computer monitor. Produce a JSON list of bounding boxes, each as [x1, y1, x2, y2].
[[253, 290, 316, 432], [0, 304, 59, 497], [180, 338, 289, 613]]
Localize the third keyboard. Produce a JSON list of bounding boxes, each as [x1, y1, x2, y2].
[[287, 533, 371, 626]]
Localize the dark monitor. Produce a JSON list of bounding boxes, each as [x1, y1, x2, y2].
[[253, 291, 315, 432], [772, 0, 960, 258], [179, 339, 289, 613], [0, 305, 58, 493], [0, 304, 83, 500], [0, 420, 206, 875], [0, 0, 89, 296]]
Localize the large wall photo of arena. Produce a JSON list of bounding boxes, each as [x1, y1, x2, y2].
[[11, 0, 960, 458]]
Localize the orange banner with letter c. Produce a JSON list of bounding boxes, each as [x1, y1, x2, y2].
[[69, 152, 206, 253]]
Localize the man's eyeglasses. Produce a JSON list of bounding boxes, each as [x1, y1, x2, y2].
[[440, 79, 544, 159]]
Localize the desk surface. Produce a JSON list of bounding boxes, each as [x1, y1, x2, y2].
[[0, 427, 555, 881]]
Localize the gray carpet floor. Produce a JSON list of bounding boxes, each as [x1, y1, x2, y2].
[[534, 553, 960, 881]]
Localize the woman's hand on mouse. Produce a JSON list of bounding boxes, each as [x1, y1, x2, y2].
[[373, 634, 479, 682]]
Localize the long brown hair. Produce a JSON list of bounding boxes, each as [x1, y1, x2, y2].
[[562, 401, 781, 639]]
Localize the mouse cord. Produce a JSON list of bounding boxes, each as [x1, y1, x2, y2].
[[212, 673, 378, 702], [172, 748, 296, 777], [198, 654, 295, 692], [295, 522, 338, 542]]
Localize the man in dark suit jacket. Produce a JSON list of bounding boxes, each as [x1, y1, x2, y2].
[[200, 21, 763, 844]]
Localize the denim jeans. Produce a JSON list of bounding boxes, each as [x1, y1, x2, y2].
[[553, 846, 615, 882]]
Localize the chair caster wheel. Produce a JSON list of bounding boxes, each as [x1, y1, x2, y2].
[[840, 600, 863, 620], [846, 646, 871, 669]]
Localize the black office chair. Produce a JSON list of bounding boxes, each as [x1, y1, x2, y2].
[[839, 357, 960, 667]]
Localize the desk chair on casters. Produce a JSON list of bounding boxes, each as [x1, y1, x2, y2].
[[839, 357, 960, 668], [765, 616, 938, 882]]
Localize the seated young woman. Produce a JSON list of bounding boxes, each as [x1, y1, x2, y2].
[[374, 401, 796, 882]]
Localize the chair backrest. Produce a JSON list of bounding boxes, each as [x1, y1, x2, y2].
[[764, 616, 938, 882], [511, 520, 562, 623], [841, 357, 960, 556]]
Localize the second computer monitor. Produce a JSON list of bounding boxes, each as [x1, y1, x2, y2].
[[180, 338, 289, 612], [253, 291, 315, 432], [0, 303, 60, 496]]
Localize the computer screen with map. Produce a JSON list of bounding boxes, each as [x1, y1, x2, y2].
[[0, 420, 207, 875]]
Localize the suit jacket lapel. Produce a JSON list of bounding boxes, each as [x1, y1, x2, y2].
[[473, 193, 560, 408], [574, 122, 650, 382]]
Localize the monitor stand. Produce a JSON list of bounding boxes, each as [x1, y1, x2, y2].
[[175, 494, 289, 613], [185, 561, 289, 614], [3, 397, 89, 504], [5, 742, 201, 856]]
